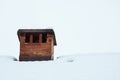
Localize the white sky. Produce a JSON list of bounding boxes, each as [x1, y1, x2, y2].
[[0, 0, 120, 57]]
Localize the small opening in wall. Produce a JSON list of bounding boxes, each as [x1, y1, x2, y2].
[[33, 33, 39, 43], [42, 33, 47, 43], [25, 33, 30, 43]]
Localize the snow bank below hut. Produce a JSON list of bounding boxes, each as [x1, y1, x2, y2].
[[0, 53, 120, 80]]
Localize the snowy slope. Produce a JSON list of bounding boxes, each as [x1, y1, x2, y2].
[[0, 56, 17, 62], [0, 53, 120, 80]]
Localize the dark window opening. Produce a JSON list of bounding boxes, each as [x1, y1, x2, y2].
[[25, 33, 30, 43], [42, 33, 47, 43], [33, 34, 39, 43]]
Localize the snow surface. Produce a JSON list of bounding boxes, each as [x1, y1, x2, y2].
[[0, 56, 17, 62], [0, 53, 120, 80]]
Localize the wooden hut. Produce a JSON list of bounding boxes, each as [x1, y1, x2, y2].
[[17, 29, 57, 61]]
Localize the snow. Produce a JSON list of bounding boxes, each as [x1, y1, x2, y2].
[[0, 53, 120, 80], [0, 56, 17, 62]]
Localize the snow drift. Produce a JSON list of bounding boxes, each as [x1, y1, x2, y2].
[[0, 53, 120, 80], [0, 56, 17, 61]]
